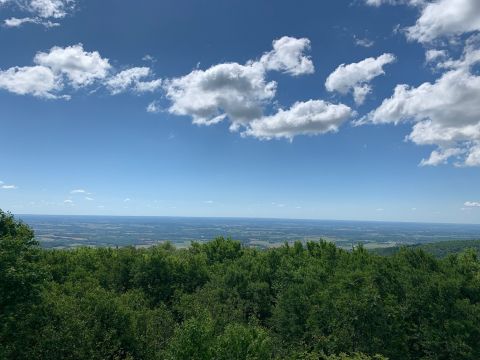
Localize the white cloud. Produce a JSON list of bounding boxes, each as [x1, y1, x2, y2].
[[63, 199, 73, 204], [354, 36, 375, 48], [0, 44, 168, 99], [353, 84, 372, 106], [425, 49, 448, 64], [5, 17, 34, 27], [359, 37, 480, 166], [162, 36, 352, 140], [134, 78, 162, 93], [124, 198, 131, 202], [142, 54, 156, 63], [242, 100, 353, 140], [146, 100, 161, 113], [29, 0, 73, 18], [364, 0, 425, 6], [85, 197, 94, 201], [164, 61, 276, 127], [163, 36, 317, 130], [70, 189, 87, 194], [1, 184, 18, 189], [419, 148, 465, 166], [0, 44, 115, 98], [465, 144, 480, 166], [464, 201, 480, 207], [34, 44, 111, 87], [325, 53, 396, 104], [407, 0, 480, 43], [259, 36, 314, 76], [3, 16, 58, 27], [106, 67, 162, 94], [0, 65, 61, 98], [1, 0, 75, 27]]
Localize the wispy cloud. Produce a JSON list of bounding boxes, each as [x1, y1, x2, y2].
[[4, 17, 59, 28], [1, 184, 18, 189], [354, 36, 375, 48], [142, 54, 156, 63], [70, 189, 87, 194], [464, 201, 480, 207], [1, 0, 77, 28], [146, 100, 161, 113], [0, 181, 18, 189]]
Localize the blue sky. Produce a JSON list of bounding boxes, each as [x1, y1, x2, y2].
[[1, 0, 480, 223]]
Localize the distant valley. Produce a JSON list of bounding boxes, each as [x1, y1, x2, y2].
[[18, 215, 480, 250]]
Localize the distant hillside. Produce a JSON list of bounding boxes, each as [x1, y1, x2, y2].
[[372, 239, 480, 257]]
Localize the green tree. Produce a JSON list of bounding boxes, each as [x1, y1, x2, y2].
[[214, 323, 272, 360], [165, 314, 216, 360], [0, 210, 44, 359]]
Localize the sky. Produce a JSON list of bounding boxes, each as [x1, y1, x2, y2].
[[1, 0, 480, 223]]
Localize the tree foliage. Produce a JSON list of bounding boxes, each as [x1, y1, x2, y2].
[[1, 211, 479, 359]]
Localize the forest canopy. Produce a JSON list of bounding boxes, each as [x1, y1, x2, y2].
[[1, 209, 479, 360]]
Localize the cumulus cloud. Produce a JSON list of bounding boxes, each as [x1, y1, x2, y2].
[[365, 0, 480, 44], [0, 44, 165, 100], [419, 148, 465, 166], [407, 0, 480, 43], [352, 85, 372, 106], [29, 0, 73, 18], [359, 36, 480, 166], [325, 53, 396, 105], [425, 49, 448, 64], [165, 36, 314, 123], [161, 36, 353, 140], [0, 65, 62, 98], [163, 61, 276, 127], [0, 44, 113, 98], [242, 100, 353, 140], [162, 36, 313, 127], [465, 144, 480, 166], [106, 67, 162, 94], [34, 44, 111, 87], [259, 36, 314, 76]]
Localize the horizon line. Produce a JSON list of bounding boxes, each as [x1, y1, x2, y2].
[[14, 212, 480, 227]]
